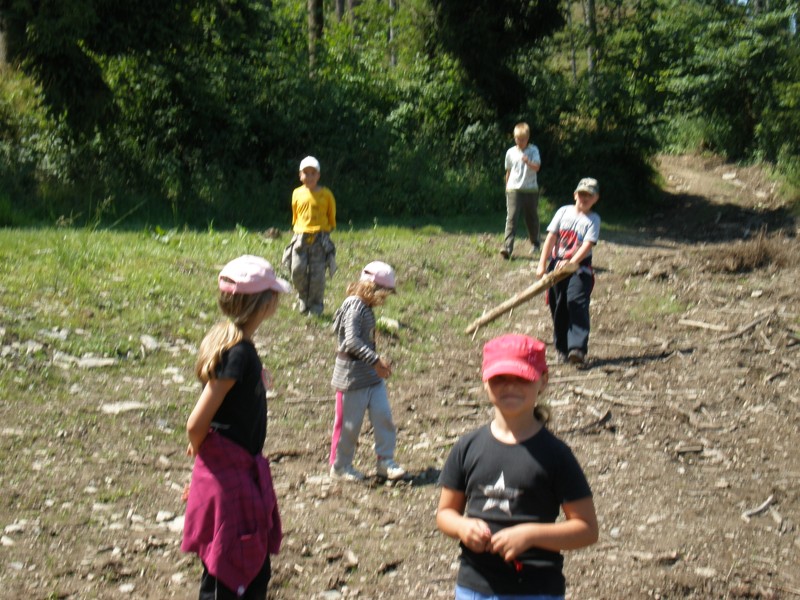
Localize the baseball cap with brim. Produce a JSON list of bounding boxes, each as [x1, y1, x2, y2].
[[482, 334, 548, 382], [360, 260, 396, 290], [574, 177, 599, 195], [299, 156, 321, 172], [219, 255, 292, 295]]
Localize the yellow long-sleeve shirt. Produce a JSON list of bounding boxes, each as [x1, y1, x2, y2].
[[291, 185, 336, 233]]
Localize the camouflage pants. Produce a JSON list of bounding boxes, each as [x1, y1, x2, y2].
[[289, 232, 334, 315]]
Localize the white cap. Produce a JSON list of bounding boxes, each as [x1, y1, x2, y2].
[[299, 156, 321, 172]]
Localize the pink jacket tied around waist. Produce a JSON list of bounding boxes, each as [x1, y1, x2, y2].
[[181, 431, 282, 595]]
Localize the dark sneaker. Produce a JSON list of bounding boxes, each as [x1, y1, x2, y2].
[[500, 249, 510, 260], [568, 349, 585, 364]]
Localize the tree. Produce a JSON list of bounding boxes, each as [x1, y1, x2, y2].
[[0, 0, 194, 133], [308, 0, 324, 69], [583, 0, 597, 80], [430, 0, 564, 117], [0, 13, 7, 66]]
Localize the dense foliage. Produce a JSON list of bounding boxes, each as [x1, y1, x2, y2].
[[0, 0, 797, 227]]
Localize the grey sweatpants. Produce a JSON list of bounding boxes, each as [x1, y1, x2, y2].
[[503, 188, 540, 255], [329, 381, 397, 469]]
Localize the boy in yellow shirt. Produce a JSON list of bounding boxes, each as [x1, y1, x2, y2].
[[285, 156, 336, 315]]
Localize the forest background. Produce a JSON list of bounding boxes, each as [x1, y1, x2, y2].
[[0, 0, 798, 228]]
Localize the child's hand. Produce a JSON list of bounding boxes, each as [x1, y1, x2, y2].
[[181, 483, 191, 503], [186, 442, 196, 457], [458, 518, 492, 553], [490, 524, 534, 561], [535, 262, 546, 278], [375, 356, 393, 379]]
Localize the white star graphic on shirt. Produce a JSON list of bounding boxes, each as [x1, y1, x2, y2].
[[479, 472, 522, 516]]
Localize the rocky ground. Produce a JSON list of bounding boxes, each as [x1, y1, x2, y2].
[[1, 155, 798, 599]]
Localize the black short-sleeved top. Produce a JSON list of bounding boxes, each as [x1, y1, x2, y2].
[[439, 424, 592, 595], [210, 340, 267, 456]]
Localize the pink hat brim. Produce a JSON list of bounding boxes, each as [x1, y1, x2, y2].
[[482, 359, 542, 382]]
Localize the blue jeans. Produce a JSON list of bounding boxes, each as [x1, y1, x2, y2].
[[455, 585, 564, 600]]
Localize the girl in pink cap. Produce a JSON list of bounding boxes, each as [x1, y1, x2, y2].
[[437, 334, 598, 599], [182, 255, 290, 600], [328, 261, 407, 482]]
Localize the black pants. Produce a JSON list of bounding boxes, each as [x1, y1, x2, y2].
[[199, 555, 271, 600]]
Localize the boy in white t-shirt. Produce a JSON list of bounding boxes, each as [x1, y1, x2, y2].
[[501, 122, 541, 260]]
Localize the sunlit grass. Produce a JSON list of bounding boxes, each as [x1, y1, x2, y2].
[[628, 294, 687, 322]]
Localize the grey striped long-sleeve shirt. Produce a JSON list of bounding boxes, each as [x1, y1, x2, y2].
[[330, 295, 382, 391]]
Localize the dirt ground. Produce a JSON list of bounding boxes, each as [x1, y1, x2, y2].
[[2, 155, 799, 599]]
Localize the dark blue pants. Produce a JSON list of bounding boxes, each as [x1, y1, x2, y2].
[[547, 267, 594, 357]]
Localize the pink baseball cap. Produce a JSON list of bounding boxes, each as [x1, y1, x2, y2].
[[482, 334, 548, 382], [360, 261, 396, 289], [218, 255, 292, 295]]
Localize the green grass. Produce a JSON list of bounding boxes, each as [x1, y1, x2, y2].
[[0, 221, 510, 405], [628, 293, 687, 322]]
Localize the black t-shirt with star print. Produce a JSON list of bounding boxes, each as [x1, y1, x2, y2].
[[439, 424, 592, 595]]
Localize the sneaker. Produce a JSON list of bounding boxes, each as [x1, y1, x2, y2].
[[499, 249, 510, 260], [376, 458, 407, 481], [568, 349, 585, 365], [557, 352, 569, 365], [330, 464, 365, 482]]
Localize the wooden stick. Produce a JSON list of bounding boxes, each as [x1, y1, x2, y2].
[[741, 494, 774, 521], [716, 313, 770, 342], [562, 409, 612, 434], [571, 386, 655, 408], [678, 318, 729, 332], [464, 263, 578, 334]]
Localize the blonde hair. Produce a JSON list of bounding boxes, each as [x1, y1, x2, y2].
[[346, 280, 393, 307], [195, 289, 279, 383], [513, 122, 530, 139]]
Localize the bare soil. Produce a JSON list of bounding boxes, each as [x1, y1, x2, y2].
[[1, 155, 798, 599]]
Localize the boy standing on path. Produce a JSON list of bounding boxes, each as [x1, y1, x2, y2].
[[536, 177, 601, 365], [501, 122, 541, 260], [285, 156, 336, 316]]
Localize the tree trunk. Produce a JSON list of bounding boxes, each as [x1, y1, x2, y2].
[[583, 0, 597, 101], [584, 0, 596, 78], [567, 7, 577, 82], [388, 0, 397, 67], [0, 15, 7, 67], [308, 0, 324, 71], [336, 0, 345, 21]]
